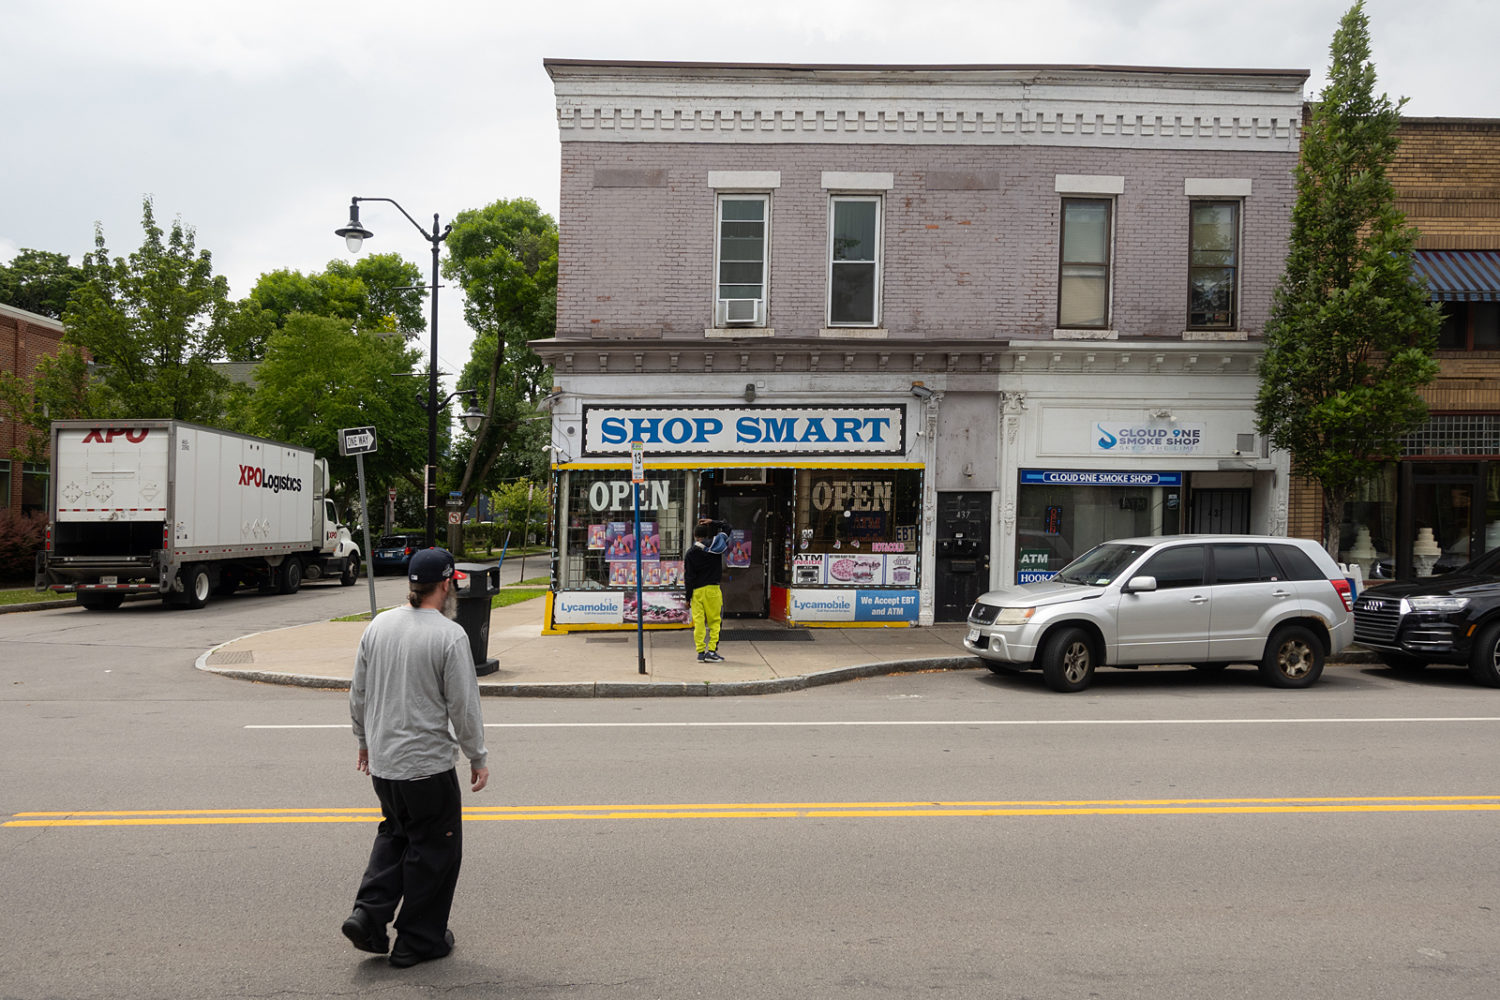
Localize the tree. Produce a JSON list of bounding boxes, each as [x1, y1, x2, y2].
[[0, 342, 95, 463], [60, 197, 237, 423], [0, 249, 86, 319], [247, 253, 426, 341], [230, 313, 431, 515], [1255, 1, 1441, 557], [439, 198, 558, 545]]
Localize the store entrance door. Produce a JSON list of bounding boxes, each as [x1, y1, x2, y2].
[[935, 491, 991, 622], [1190, 489, 1251, 533], [716, 494, 769, 618]]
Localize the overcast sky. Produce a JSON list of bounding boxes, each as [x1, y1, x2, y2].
[[4, 0, 1494, 385]]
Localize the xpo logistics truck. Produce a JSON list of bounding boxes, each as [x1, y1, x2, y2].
[[35, 420, 363, 610]]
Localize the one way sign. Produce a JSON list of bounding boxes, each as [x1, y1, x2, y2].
[[338, 426, 378, 457]]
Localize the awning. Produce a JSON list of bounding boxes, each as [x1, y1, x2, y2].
[[1412, 250, 1500, 302]]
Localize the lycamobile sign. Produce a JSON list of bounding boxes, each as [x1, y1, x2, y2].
[[582, 406, 905, 456]]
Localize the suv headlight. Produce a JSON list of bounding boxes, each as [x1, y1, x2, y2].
[[993, 607, 1036, 625], [1405, 596, 1470, 613]]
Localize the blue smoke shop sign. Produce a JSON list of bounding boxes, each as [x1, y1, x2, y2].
[[1092, 422, 1204, 454], [582, 406, 905, 457]]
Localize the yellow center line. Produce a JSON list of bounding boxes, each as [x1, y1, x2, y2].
[[7, 796, 1500, 827]]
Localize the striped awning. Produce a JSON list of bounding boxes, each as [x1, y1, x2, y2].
[[1412, 250, 1500, 302]]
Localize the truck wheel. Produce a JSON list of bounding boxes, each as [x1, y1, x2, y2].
[[278, 558, 303, 595], [1467, 623, 1500, 687], [340, 554, 360, 586], [1041, 626, 1096, 693], [77, 593, 124, 611], [182, 565, 212, 610], [1258, 625, 1323, 688]]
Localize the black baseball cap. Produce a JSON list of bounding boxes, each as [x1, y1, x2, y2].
[[408, 548, 456, 584]]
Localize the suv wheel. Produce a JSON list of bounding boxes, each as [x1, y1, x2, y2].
[[1259, 625, 1324, 688], [1041, 627, 1096, 693], [1468, 623, 1500, 687]]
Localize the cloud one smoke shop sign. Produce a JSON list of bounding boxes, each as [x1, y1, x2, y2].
[[582, 406, 905, 457]]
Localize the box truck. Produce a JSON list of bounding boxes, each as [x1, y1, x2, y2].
[[35, 420, 362, 610]]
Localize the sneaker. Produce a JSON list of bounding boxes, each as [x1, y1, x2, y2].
[[341, 908, 389, 955], [704, 650, 725, 662], [697, 652, 709, 662], [389, 928, 455, 968]]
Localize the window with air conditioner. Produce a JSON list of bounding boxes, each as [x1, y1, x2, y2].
[[716, 194, 767, 327]]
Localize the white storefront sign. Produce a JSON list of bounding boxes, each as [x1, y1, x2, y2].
[[582, 405, 905, 456], [1090, 421, 1205, 455]]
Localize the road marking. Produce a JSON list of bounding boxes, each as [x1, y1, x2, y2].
[[244, 717, 1500, 730], [9, 796, 1500, 827]]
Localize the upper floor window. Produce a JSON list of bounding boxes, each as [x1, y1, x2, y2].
[[716, 195, 768, 327], [1188, 201, 1240, 329], [828, 196, 882, 327], [1058, 198, 1112, 329], [1438, 302, 1500, 350]]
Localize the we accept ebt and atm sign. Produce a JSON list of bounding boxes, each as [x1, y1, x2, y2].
[[582, 406, 905, 456]]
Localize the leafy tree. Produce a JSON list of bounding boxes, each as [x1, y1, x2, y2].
[[60, 197, 236, 423], [230, 312, 430, 515], [0, 343, 95, 462], [439, 198, 558, 545], [0, 249, 86, 319], [1255, 1, 1441, 556], [247, 253, 426, 342]]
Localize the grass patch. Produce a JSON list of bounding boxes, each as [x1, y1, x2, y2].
[[0, 587, 69, 606], [514, 576, 549, 587]]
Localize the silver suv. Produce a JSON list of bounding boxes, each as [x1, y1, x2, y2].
[[964, 535, 1354, 692]]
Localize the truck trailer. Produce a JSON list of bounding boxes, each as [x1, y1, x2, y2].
[[35, 420, 362, 610]]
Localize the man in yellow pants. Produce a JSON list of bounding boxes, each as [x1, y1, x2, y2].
[[684, 519, 729, 662]]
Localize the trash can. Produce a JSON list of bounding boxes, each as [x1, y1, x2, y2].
[[453, 562, 500, 676]]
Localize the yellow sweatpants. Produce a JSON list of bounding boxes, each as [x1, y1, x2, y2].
[[691, 585, 723, 653]]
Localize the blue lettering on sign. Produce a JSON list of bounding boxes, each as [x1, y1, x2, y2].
[[600, 417, 628, 445]]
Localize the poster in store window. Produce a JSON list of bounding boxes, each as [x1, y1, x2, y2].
[[793, 554, 824, 585], [587, 524, 607, 549], [605, 521, 660, 562], [884, 553, 918, 586], [726, 529, 752, 568]]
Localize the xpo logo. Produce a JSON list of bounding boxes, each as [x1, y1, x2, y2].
[[81, 428, 149, 444], [237, 465, 304, 494]]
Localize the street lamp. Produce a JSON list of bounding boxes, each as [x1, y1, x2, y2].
[[336, 196, 453, 548]]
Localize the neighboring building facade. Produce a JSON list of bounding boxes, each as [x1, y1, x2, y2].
[[0, 302, 66, 519], [1299, 118, 1500, 579], [537, 60, 1305, 629]]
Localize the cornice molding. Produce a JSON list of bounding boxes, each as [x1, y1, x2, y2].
[[550, 64, 1305, 153]]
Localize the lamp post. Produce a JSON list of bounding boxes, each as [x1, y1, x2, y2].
[[337, 196, 479, 549]]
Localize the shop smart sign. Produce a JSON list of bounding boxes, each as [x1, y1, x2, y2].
[[582, 406, 905, 456]]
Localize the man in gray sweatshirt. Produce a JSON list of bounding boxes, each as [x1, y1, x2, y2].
[[343, 547, 489, 968]]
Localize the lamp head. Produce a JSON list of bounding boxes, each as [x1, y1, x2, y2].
[[335, 200, 373, 253], [461, 402, 484, 434], [910, 381, 934, 400]]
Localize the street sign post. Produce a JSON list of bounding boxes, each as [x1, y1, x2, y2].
[[632, 442, 646, 675], [337, 426, 379, 618]]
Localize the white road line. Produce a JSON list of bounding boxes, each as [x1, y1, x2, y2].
[[245, 716, 1500, 730]]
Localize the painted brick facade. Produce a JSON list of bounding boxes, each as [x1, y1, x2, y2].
[[557, 142, 1296, 343]]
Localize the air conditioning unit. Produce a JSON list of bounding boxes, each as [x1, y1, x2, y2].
[[716, 298, 764, 327]]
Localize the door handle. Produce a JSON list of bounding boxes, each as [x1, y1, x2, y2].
[[1187, 595, 1208, 605]]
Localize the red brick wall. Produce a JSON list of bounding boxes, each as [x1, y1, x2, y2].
[[0, 306, 67, 517]]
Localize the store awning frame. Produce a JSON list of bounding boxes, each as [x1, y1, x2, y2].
[[1412, 250, 1500, 302]]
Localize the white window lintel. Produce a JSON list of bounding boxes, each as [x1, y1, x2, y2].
[[1185, 178, 1252, 198], [1054, 174, 1125, 196], [821, 171, 894, 192], [708, 170, 781, 190]]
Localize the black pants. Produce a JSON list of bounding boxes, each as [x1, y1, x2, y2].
[[354, 768, 463, 956]]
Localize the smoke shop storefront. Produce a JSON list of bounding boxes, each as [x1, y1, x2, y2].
[[547, 404, 925, 631]]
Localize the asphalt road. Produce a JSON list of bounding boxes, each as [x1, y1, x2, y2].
[[2, 586, 1498, 1000]]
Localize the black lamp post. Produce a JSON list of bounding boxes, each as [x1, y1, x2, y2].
[[337, 197, 482, 549]]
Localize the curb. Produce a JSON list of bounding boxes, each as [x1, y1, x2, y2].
[[0, 592, 158, 615]]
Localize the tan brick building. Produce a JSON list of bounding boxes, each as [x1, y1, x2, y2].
[[1297, 117, 1500, 578], [0, 302, 66, 519]]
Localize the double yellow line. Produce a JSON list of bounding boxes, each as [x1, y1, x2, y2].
[[7, 796, 1500, 828]]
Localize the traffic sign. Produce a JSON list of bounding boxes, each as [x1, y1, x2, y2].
[[338, 426, 377, 457], [631, 441, 645, 483], [447, 511, 461, 525]]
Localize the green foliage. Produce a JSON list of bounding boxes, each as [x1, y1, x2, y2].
[[0, 249, 86, 319], [490, 478, 549, 545], [0, 511, 47, 582], [247, 253, 425, 343], [440, 198, 558, 510], [0, 341, 95, 462], [1255, 2, 1441, 553], [60, 197, 235, 424], [229, 313, 429, 511]]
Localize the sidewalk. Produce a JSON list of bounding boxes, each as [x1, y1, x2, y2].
[[195, 597, 985, 697]]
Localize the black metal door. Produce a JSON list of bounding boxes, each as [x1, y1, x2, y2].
[[935, 491, 991, 622], [716, 494, 769, 618], [1190, 489, 1251, 534]]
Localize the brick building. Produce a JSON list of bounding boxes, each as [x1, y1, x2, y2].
[[537, 60, 1306, 629], [0, 302, 66, 519], [1298, 118, 1500, 579]]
